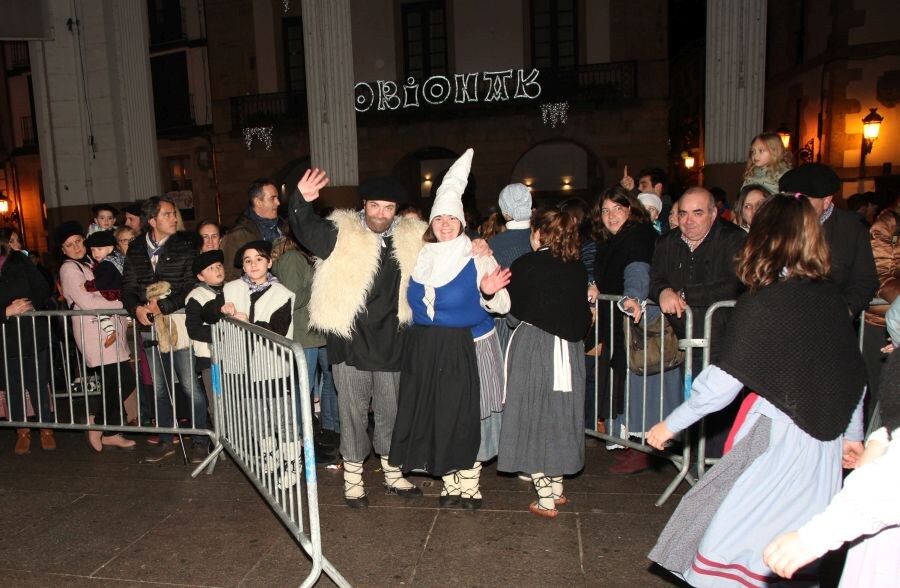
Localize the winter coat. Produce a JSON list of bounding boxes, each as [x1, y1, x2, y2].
[[122, 231, 198, 319], [0, 251, 51, 358], [59, 258, 131, 368], [865, 207, 900, 327], [220, 214, 288, 281]]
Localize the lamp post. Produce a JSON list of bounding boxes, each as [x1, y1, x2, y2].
[[776, 124, 792, 150], [860, 107, 884, 176]]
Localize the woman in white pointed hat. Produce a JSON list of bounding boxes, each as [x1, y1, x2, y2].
[[388, 148, 511, 509]]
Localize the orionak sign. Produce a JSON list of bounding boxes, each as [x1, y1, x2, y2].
[[354, 68, 542, 112]]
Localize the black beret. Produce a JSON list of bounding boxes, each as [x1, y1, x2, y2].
[[84, 230, 116, 248], [91, 203, 119, 216], [359, 177, 408, 205], [778, 164, 841, 198], [193, 249, 225, 276], [233, 240, 272, 268], [52, 221, 84, 247]]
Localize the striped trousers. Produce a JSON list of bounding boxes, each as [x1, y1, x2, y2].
[[332, 362, 400, 463]]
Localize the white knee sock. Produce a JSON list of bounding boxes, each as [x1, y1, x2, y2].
[[551, 477, 564, 501], [381, 455, 415, 490], [531, 472, 555, 511], [441, 472, 461, 497], [458, 462, 482, 500], [343, 460, 366, 499]]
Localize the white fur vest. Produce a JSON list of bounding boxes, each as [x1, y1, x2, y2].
[[309, 210, 426, 338]]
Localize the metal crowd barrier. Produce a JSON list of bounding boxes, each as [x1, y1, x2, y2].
[[586, 295, 695, 506], [205, 317, 350, 588], [0, 309, 216, 474]]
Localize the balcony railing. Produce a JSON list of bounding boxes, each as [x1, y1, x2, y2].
[[229, 62, 636, 130]]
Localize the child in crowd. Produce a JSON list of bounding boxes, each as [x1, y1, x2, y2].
[[114, 226, 136, 257], [222, 240, 294, 337], [637, 192, 664, 234], [185, 250, 226, 413], [84, 230, 123, 348], [741, 132, 792, 194], [87, 204, 118, 236]]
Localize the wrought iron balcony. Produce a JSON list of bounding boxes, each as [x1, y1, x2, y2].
[[229, 61, 636, 130]]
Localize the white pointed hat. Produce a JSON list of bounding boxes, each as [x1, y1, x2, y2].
[[430, 148, 473, 227]]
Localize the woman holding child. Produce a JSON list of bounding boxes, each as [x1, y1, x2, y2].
[[56, 220, 136, 452]]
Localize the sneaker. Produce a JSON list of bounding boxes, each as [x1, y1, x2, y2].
[[145, 442, 177, 463], [189, 443, 209, 464], [147, 435, 179, 445]]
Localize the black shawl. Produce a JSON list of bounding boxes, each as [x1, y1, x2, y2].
[[717, 278, 867, 441]]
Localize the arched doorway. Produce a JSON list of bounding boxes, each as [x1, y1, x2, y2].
[[510, 140, 603, 208]]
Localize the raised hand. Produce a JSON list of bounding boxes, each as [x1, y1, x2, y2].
[[297, 168, 330, 202], [620, 164, 635, 191], [480, 267, 511, 296]]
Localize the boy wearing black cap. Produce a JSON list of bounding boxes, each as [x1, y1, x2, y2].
[[85, 230, 123, 347], [185, 250, 227, 422]]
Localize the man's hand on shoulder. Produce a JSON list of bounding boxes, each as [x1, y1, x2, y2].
[[471, 238, 493, 258]]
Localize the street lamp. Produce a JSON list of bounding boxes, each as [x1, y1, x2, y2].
[[681, 151, 695, 170], [862, 108, 884, 155], [0, 192, 20, 226], [776, 124, 791, 150], [860, 107, 884, 175]]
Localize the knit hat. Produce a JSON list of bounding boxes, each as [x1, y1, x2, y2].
[[233, 239, 272, 268], [778, 164, 841, 198], [52, 221, 84, 247], [193, 249, 224, 276], [499, 183, 532, 221], [359, 176, 408, 205], [84, 230, 116, 248], [637, 192, 663, 214], [429, 148, 473, 228]]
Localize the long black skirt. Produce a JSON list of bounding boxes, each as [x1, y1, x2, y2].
[[389, 325, 481, 476]]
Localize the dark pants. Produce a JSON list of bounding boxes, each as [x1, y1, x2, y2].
[[3, 349, 53, 423], [89, 360, 135, 436], [861, 321, 887, 426]]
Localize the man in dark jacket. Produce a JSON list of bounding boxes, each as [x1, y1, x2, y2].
[[779, 164, 878, 317], [221, 178, 286, 280], [649, 186, 746, 460], [122, 195, 205, 463]]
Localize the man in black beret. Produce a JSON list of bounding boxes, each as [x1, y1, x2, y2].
[[779, 164, 877, 317], [288, 170, 426, 508]]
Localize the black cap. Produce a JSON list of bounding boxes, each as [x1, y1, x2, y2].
[[778, 164, 841, 198], [84, 230, 116, 248], [52, 221, 84, 247], [233, 240, 272, 268], [193, 249, 225, 276], [91, 203, 119, 216], [359, 177, 408, 205], [124, 203, 142, 217]]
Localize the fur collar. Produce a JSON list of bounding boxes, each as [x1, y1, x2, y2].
[[309, 210, 425, 338]]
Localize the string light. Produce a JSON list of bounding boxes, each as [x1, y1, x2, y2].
[[541, 101, 569, 128], [282, 0, 290, 12], [243, 126, 274, 151]]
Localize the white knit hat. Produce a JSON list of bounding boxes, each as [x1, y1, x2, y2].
[[430, 148, 473, 228], [637, 192, 663, 214], [499, 183, 532, 221]]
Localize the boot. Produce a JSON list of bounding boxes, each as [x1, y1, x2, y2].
[[608, 449, 652, 474], [551, 476, 567, 506], [380, 456, 422, 499], [458, 462, 483, 510], [14, 428, 31, 455], [39, 429, 57, 451], [439, 472, 461, 508], [343, 460, 368, 508], [87, 416, 103, 453], [529, 473, 558, 518]]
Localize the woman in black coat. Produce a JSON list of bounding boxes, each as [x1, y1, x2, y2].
[[0, 228, 55, 454]]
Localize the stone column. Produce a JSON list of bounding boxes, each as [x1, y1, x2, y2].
[[301, 0, 359, 191], [110, 0, 161, 199], [703, 0, 767, 196]]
